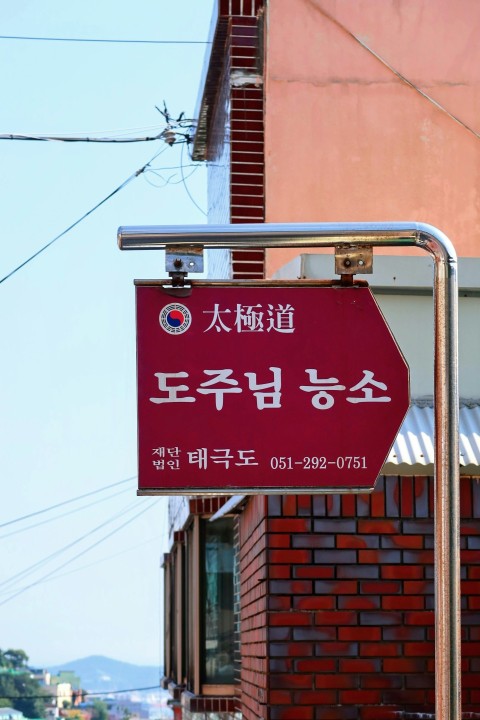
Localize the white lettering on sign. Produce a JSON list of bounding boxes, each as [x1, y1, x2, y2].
[[151, 446, 259, 471], [299, 370, 346, 409], [346, 369, 391, 403], [203, 303, 295, 334], [197, 369, 242, 410], [150, 372, 195, 404], [148, 368, 391, 410]]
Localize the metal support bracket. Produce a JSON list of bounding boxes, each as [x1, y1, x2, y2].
[[166, 246, 204, 286], [335, 245, 373, 275]]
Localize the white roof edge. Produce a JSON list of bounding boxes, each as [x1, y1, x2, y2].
[[209, 495, 246, 521]]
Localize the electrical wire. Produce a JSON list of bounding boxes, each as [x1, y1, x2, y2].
[[143, 163, 200, 188], [0, 146, 169, 286], [0, 476, 136, 529], [0, 500, 159, 607], [0, 486, 133, 540], [0, 35, 210, 45], [0, 686, 162, 700], [179, 142, 207, 216], [310, 1, 480, 143], [32, 532, 167, 585], [0, 131, 191, 143], [0, 502, 140, 592]]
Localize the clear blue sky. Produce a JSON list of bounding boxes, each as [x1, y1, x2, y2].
[[0, 0, 213, 669]]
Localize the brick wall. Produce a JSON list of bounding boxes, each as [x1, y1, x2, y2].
[[240, 495, 269, 720], [238, 477, 480, 720], [206, 1, 266, 278]]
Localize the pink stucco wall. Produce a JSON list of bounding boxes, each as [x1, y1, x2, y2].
[[264, 0, 480, 276]]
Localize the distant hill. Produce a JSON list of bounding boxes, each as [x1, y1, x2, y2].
[[48, 655, 162, 693]]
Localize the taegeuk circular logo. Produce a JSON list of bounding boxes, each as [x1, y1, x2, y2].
[[159, 303, 192, 335]]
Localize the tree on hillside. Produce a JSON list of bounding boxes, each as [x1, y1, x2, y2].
[[90, 699, 108, 720], [0, 648, 47, 718]]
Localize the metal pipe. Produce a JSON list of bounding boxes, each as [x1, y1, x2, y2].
[[119, 221, 460, 720]]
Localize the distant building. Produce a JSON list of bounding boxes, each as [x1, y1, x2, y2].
[[49, 672, 81, 692], [0, 710, 24, 720], [107, 699, 150, 720], [0, 708, 25, 720]]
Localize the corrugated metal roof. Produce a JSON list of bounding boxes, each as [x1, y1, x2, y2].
[[384, 402, 480, 474]]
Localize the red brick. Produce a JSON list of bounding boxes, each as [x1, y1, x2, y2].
[[270, 580, 313, 594], [293, 691, 337, 705], [268, 597, 292, 611], [382, 595, 424, 610], [401, 476, 414, 516], [269, 549, 311, 564], [339, 627, 381, 641], [383, 658, 427, 672], [316, 709, 357, 720], [403, 641, 435, 656], [360, 581, 401, 594], [268, 518, 311, 533], [359, 643, 400, 657], [404, 580, 434, 594], [338, 596, 380, 610], [381, 565, 424, 579], [337, 534, 379, 549], [361, 675, 402, 689], [315, 611, 357, 625], [295, 659, 336, 672], [282, 495, 297, 515], [314, 642, 358, 656], [404, 610, 435, 625], [293, 596, 335, 610], [462, 642, 480, 656], [359, 549, 401, 564], [358, 520, 400, 534], [297, 495, 312, 515], [294, 566, 335, 580], [341, 494, 357, 516], [381, 534, 424, 549], [315, 675, 353, 689], [359, 706, 400, 720], [268, 535, 291, 548], [339, 690, 382, 704], [270, 674, 312, 690], [315, 580, 358, 594], [269, 611, 311, 626], [269, 690, 292, 704], [270, 708, 313, 720], [270, 565, 290, 579], [371, 485, 385, 517], [339, 659, 381, 673], [270, 642, 314, 657]]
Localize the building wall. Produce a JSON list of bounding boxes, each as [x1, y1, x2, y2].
[[263, 0, 480, 276], [238, 479, 480, 720], [168, 2, 480, 719]]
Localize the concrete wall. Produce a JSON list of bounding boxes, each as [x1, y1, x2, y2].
[[264, 0, 480, 276]]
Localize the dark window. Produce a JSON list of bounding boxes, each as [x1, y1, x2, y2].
[[201, 518, 235, 684]]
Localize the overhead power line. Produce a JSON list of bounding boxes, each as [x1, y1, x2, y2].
[[0, 476, 136, 529], [0, 501, 159, 607], [0, 146, 168, 286], [0, 486, 133, 540], [0, 34, 210, 45], [0, 502, 139, 593], [311, 1, 480, 142], [0, 685, 161, 699]]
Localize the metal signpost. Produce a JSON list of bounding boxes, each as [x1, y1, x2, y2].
[[118, 221, 460, 720]]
